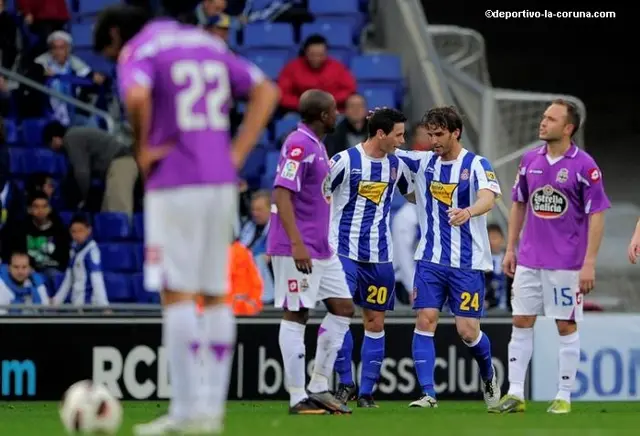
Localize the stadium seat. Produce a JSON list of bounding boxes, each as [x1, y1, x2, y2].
[[308, 0, 362, 29], [247, 54, 287, 81], [328, 49, 352, 66], [70, 22, 94, 48], [79, 0, 119, 15], [261, 150, 280, 188], [94, 212, 131, 242], [351, 54, 402, 84], [21, 117, 48, 147], [131, 273, 160, 303], [243, 23, 294, 58], [240, 145, 267, 189], [103, 272, 134, 302], [59, 211, 75, 226], [99, 243, 136, 272], [301, 22, 354, 49], [74, 49, 113, 74], [3, 118, 18, 144], [132, 213, 144, 241], [30, 149, 59, 175], [49, 270, 66, 298], [359, 88, 396, 110], [132, 243, 144, 271], [274, 113, 300, 140], [8, 148, 25, 174]]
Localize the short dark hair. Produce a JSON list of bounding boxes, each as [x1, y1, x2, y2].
[[422, 106, 464, 138], [70, 214, 91, 228], [94, 5, 151, 52], [552, 98, 581, 137], [42, 121, 67, 146], [299, 34, 327, 56], [487, 223, 503, 236], [28, 191, 49, 206], [367, 108, 407, 138], [26, 172, 53, 194], [298, 89, 334, 123]]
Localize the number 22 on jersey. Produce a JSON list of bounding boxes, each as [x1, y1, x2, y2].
[[171, 60, 230, 131]]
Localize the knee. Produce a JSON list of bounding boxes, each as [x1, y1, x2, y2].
[[283, 309, 309, 324], [363, 310, 385, 333], [328, 298, 355, 318], [415, 309, 438, 333], [456, 319, 480, 343], [513, 315, 536, 329], [556, 319, 577, 336]]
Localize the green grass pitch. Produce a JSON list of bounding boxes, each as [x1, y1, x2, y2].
[[2, 401, 639, 435]]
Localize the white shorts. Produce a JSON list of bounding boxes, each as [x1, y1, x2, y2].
[[511, 266, 583, 321], [272, 254, 352, 311], [144, 184, 237, 295]]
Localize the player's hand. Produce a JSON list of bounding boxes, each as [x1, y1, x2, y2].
[[447, 207, 472, 226], [628, 235, 640, 264], [502, 250, 517, 278], [136, 145, 172, 179], [579, 262, 595, 294], [292, 241, 313, 274]]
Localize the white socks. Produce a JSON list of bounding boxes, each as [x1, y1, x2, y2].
[[308, 313, 351, 394], [164, 301, 201, 420], [556, 331, 580, 402], [279, 320, 308, 407], [506, 327, 533, 400], [201, 304, 236, 418]]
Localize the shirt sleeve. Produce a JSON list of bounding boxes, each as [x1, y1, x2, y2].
[[395, 149, 424, 174], [272, 142, 309, 193], [226, 54, 267, 99], [396, 159, 414, 196], [578, 160, 611, 215], [473, 157, 502, 197], [329, 152, 348, 193], [117, 43, 155, 97], [511, 156, 529, 203], [86, 246, 109, 307], [36, 284, 50, 305]]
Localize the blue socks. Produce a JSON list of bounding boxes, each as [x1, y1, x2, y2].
[[335, 329, 354, 385], [359, 331, 385, 396], [412, 329, 436, 397], [466, 331, 494, 381]]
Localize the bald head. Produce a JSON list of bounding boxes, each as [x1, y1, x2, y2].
[[299, 89, 335, 123]]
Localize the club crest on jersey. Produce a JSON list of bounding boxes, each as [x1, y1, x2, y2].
[[390, 167, 397, 181], [460, 169, 469, 181], [280, 159, 299, 181], [322, 175, 332, 203], [429, 181, 458, 207], [300, 278, 309, 292], [556, 168, 569, 183], [358, 181, 388, 205], [530, 184, 568, 219]]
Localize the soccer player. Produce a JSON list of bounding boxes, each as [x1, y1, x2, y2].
[[94, 3, 279, 434], [330, 108, 414, 407], [493, 99, 610, 414], [628, 218, 640, 264], [396, 106, 501, 409], [268, 89, 354, 415]]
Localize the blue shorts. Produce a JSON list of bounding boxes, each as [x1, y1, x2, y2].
[[412, 260, 485, 318], [339, 256, 396, 312]]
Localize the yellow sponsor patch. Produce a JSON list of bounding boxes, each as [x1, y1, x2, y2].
[[358, 181, 388, 205], [429, 181, 458, 207], [485, 171, 496, 181]]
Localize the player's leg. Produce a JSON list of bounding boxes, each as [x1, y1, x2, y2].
[[273, 256, 329, 415], [134, 188, 205, 435], [491, 266, 542, 414], [542, 269, 582, 414], [410, 261, 447, 408], [447, 268, 499, 409], [356, 261, 396, 407], [309, 254, 354, 414], [333, 257, 358, 403]]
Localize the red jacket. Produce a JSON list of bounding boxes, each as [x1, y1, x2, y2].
[[17, 0, 70, 22], [278, 56, 357, 112]]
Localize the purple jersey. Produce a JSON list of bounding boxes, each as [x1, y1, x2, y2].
[[117, 20, 264, 190], [512, 144, 611, 270], [267, 123, 332, 259]]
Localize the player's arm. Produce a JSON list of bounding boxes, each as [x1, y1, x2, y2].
[[86, 246, 109, 307], [628, 217, 640, 264], [329, 152, 348, 193], [395, 149, 425, 174], [579, 164, 610, 269], [468, 157, 502, 217], [397, 159, 415, 202]]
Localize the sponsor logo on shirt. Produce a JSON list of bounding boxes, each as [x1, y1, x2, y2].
[[280, 159, 299, 181], [288, 279, 299, 293], [288, 145, 304, 161], [358, 181, 388, 205], [588, 168, 601, 182], [485, 170, 496, 181], [429, 181, 458, 207], [556, 168, 569, 183], [530, 184, 568, 219]]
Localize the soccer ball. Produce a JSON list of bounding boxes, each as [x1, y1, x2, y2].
[[59, 380, 123, 434]]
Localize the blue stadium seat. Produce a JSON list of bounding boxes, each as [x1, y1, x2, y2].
[[351, 54, 402, 84], [359, 88, 396, 110], [240, 145, 267, 189], [59, 211, 75, 227], [99, 243, 136, 272], [131, 273, 160, 303], [133, 243, 144, 271], [243, 23, 294, 58], [262, 150, 280, 188], [74, 49, 113, 74], [328, 49, 352, 66], [79, 0, 119, 15], [301, 22, 353, 49], [94, 212, 131, 242], [103, 272, 134, 302], [30, 149, 58, 175], [274, 113, 300, 140], [70, 22, 93, 48], [247, 54, 287, 81], [49, 270, 66, 298], [3, 118, 18, 144], [8, 148, 25, 174], [308, 0, 362, 28], [132, 213, 144, 241], [21, 117, 47, 147]]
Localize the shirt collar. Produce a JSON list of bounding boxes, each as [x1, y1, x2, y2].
[[296, 122, 321, 144], [537, 142, 579, 158]]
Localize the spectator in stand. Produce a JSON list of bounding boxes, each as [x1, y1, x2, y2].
[[485, 223, 509, 310], [17, 0, 70, 59], [52, 215, 109, 308], [43, 122, 139, 217], [195, 0, 227, 24], [1, 192, 69, 278], [25, 172, 62, 209], [34, 31, 106, 126], [0, 0, 18, 71], [205, 13, 232, 42], [324, 93, 368, 157], [0, 251, 49, 314], [278, 34, 356, 113], [410, 122, 434, 151]]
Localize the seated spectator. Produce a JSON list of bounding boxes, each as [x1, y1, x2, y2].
[[17, 0, 70, 58], [1, 191, 69, 277], [205, 13, 232, 42], [25, 171, 62, 209], [44, 122, 139, 217], [485, 223, 509, 310], [0, 251, 49, 314], [34, 31, 106, 126], [0, 0, 18, 70], [278, 34, 356, 113], [324, 93, 368, 157], [52, 215, 108, 307]]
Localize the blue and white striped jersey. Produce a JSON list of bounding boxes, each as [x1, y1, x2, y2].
[[329, 144, 414, 263], [396, 148, 501, 271], [53, 239, 109, 306]]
